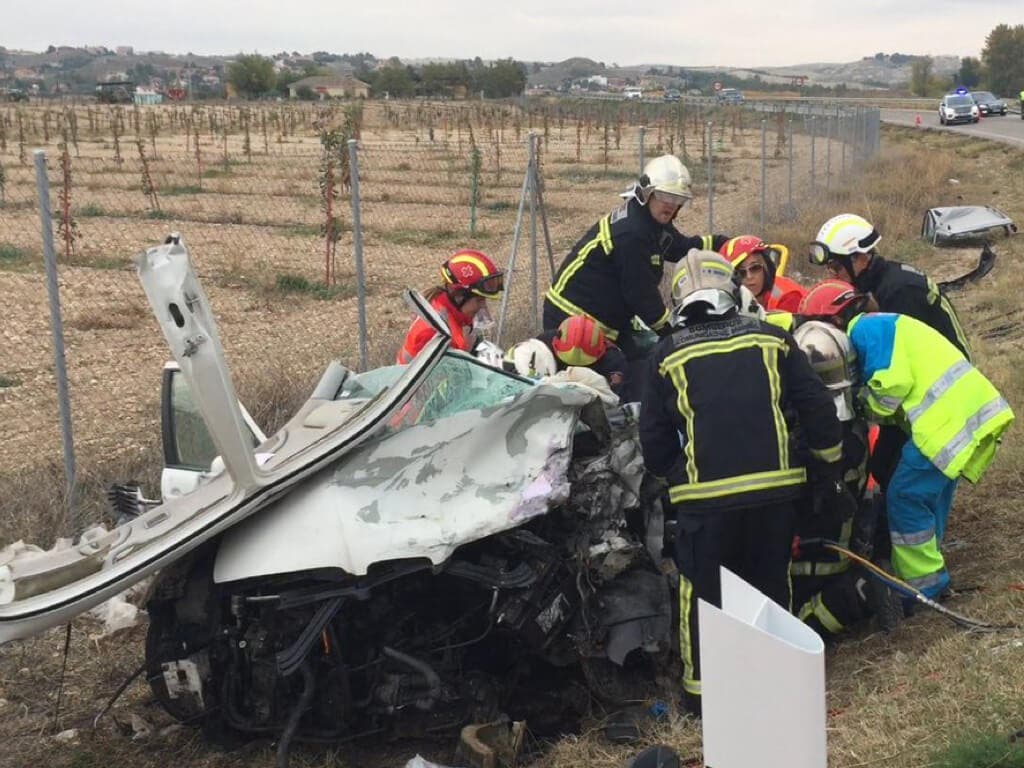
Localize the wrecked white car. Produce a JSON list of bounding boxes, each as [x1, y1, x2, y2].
[[0, 237, 672, 756]]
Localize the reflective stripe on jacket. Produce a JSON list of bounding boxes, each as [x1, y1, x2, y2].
[[764, 275, 807, 314], [545, 197, 723, 338], [397, 292, 474, 364], [848, 313, 1013, 482], [640, 313, 842, 511]]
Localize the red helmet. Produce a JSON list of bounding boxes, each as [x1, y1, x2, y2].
[[799, 280, 868, 325], [551, 315, 608, 366], [719, 235, 777, 294], [441, 250, 504, 299]]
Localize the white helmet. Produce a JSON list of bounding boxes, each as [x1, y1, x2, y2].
[[504, 339, 557, 379], [670, 250, 741, 321], [793, 320, 857, 421], [631, 154, 693, 207], [474, 339, 506, 370], [809, 213, 881, 267]]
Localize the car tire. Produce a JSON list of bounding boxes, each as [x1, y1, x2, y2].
[[973, 117, 979, 123], [939, 115, 945, 125]]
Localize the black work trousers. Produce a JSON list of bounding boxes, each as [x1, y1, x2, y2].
[[673, 499, 796, 701]]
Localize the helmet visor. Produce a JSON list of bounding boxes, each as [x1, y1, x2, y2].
[[470, 273, 504, 298], [808, 241, 833, 266], [652, 189, 692, 207]]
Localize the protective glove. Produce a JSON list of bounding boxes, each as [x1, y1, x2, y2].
[[810, 478, 858, 534]]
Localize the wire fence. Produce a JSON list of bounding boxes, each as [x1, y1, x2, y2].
[[0, 98, 880, 538]]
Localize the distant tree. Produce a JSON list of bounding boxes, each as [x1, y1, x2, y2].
[[295, 85, 317, 101], [958, 56, 983, 89], [473, 59, 527, 98], [981, 23, 1024, 96], [373, 65, 414, 97], [227, 53, 276, 98], [910, 57, 933, 96]]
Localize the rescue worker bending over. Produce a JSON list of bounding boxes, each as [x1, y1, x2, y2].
[[810, 282, 1014, 600], [544, 155, 728, 360], [397, 250, 504, 364], [639, 251, 842, 715], [808, 214, 972, 556], [720, 235, 807, 313], [504, 315, 629, 395], [790, 320, 900, 636]]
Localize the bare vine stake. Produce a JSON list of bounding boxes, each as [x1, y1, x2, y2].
[[0, 161, 6, 205], [67, 108, 80, 158], [193, 121, 202, 189], [43, 110, 51, 143], [17, 110, 27, 165], [136, 136, 160, 213], [58, 136, 79, 260], [222, 125, 229, 173], [112, 112, 122, 166], [261, 110, 269, 155], [0, 112, 7, 153]]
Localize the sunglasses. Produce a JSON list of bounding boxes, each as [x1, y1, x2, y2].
[[651, 189, 692, 207], [736, 263, 765, 279]]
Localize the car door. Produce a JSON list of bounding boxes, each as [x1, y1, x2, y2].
[[160, 361, 267, 500]]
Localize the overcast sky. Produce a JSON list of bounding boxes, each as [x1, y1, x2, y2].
[[5, 1, 1022, 67]]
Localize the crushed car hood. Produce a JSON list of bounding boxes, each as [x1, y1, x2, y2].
[[214, 384, 593, 582]]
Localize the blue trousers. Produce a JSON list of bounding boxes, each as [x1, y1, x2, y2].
[[886, 440, 957, 598]]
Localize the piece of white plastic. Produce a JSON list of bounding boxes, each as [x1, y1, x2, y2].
[[699, 567, 826, 768]]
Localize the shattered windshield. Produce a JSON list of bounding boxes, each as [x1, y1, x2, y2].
[[348, 352, 533, 434]]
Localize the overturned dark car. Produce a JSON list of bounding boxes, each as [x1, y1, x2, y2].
[[0, 236, 674, 761]]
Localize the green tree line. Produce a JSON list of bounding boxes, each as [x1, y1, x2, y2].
[[227, 53, 527, 99], [910, 23, 1024, 97]]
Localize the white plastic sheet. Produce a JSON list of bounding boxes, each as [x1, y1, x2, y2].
[[699, 568, 826, 768]]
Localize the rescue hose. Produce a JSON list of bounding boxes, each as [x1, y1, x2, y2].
[[799, 538, 1017, 632]]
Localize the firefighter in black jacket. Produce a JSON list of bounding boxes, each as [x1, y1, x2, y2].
[[640, 251, 844, 716], [808, 213, 970, 357], [807, 213, 971, 556], [544, 154, 728, 360]]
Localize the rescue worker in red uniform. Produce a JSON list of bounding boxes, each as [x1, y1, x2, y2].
[[719, 235, 807, 313], [639, 251, 843, 716], [544, 155, 728, 360], [397, 250, 504, 364]]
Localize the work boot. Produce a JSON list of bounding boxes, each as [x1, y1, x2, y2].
[[864, 559, 903, 632]]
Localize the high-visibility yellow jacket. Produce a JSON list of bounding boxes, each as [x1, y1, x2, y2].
[[847, 313, 1013, 483]]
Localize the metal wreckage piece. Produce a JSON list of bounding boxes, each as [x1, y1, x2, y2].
[[922, 205, 1017, 245], [0, 234, 673, 758]]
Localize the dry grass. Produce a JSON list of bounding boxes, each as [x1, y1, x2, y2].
[[1, 114, 1024, 768]]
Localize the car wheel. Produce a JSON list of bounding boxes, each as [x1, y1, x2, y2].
[[939, 115, 945, 125], [973, 117, 979, 123]]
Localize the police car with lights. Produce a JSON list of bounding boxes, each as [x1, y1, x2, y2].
[[938, 88, 980, 125]]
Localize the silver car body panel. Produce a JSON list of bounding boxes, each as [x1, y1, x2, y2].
[[0, 239, 451, 643], [922, 205, 1017, 244]]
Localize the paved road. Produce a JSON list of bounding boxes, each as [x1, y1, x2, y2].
[[881, 108, 1024, 147]]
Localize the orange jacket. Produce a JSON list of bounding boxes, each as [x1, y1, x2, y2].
[[396, 292, 475, 364], [763, 275, 808, 314]]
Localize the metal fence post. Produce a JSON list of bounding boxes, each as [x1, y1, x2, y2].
[[528, 133, 539, 329], [706, 121, 714, 233], [826, 115, 833, 189], [347, 139, 368, 371], [759, 119, 766, 234], [34, 150, 79, 535], [809, 116, 816, 190], [497, 141, 532, 345], [787, 120, 794, 216], [639, 125, 646, 174]]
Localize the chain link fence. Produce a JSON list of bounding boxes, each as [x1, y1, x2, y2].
[[0, 98, 880, 539]]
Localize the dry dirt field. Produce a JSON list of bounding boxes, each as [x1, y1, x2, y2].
[[2, 103, 1022, 768], [0, 99, 828, 534]]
